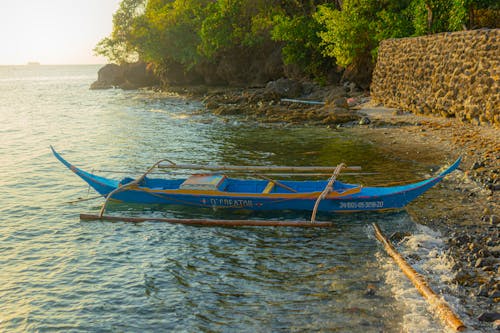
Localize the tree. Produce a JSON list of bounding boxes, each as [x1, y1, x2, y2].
[[272, 14, 334, 81], [315, 1, 378, 68], [411, 0, 453, 35], [137, 0, 210, 67], [94, 0, 147, 63], [198, 0, 278, 59], [449, 0, 500, 30]]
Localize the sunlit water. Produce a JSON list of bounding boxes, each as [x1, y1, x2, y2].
[[0, 65, 465, 332]]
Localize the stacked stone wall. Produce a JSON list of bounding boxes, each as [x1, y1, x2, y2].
[[371, 29, 499, 126]]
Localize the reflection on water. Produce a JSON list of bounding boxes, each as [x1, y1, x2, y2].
[[0, 65, 451, 332]]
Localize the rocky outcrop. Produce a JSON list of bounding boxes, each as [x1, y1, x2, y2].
[[93, 44, 285, 89], [371, 29, 500, 127], [90, 64, 125, 89], [193, 43, 285, 87], [90, 62, 160, 90]]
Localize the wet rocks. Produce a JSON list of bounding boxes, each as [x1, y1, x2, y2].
[[478, 312, 500, 322], [264, 78, 303, 98], [359, 117, 371, 125], [446, 224, 500, 306], [389, 231, 411, 243], [201, 85, 361, 126], [371, 29, 500, 127], [332, 97, 349, 108], [364, 284, 377, 297]]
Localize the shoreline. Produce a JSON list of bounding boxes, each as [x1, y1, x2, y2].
[[350, 102, 499, 331], [176, 84, 499, 330]]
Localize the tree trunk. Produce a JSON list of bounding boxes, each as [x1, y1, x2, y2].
[[426, 4, 433, 34]]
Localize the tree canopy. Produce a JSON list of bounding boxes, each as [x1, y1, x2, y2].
[[95, 0, 499, 85]]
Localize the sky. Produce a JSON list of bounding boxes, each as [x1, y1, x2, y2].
[[0, 0, 122, 65]]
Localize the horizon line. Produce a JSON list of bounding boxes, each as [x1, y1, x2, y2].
[[0, 63, 108, 66]]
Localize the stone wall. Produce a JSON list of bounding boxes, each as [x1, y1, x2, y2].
[[371, 29, 499, 126]]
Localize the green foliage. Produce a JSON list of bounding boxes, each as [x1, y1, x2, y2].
[[138, 0, 209, 67], [449, 0, 469, 30], [449, 0, 500, 30], [374, 1, 415, 40], [271, 13, 333, 80], [411, 0, 454, 35], [94, 0, 146, 63], [315, 1, 380, 68], [96, 0, 498, 84], [198, 0, 277, 58]]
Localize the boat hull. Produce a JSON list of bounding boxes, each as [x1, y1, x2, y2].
[[51, 147, 460, 213]]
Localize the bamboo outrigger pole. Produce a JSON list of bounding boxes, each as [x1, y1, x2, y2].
[[372, 223, 466, 332], [157, 162, 362, 173], [81, 214, 333, 227]]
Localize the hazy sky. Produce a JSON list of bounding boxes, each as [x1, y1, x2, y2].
[[0, 0, 122, 65]]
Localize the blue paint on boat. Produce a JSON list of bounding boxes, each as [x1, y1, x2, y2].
[[51, 146, 461, 213]]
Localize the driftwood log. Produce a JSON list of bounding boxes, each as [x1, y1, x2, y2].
[[373, 223, 465, 332]]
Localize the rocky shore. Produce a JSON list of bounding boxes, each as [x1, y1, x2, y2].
[[171, 78, 367, 126], [349, 102, 499, 331], [176, 82, 499, 331]]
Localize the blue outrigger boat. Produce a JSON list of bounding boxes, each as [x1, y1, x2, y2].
[[51, 147, 460, 227]]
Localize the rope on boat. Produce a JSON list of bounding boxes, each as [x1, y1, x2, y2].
[[372, 223, 466, 332], [66, 195, 103, 204], [310, 163, 345, 223]]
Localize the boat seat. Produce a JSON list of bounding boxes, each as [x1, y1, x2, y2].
[[180, 174, 227, 191], [262, 181, 275, 194]]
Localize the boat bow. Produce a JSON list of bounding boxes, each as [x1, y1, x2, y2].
[[51, 146, 119, 196]]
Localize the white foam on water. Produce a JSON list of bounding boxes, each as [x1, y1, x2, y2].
[[376, 224, 472, 332]]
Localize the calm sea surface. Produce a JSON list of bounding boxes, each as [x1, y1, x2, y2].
[[0, 65, 461, 332]]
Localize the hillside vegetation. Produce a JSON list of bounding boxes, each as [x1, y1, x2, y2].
[[95, 0, 499, 87]]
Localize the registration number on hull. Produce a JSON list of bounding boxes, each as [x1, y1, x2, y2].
[[339, 201, 384, 209]]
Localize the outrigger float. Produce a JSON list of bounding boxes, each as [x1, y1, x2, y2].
[[51, 146, 461, 227]]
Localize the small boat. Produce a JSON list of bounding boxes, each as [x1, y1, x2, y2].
[[51, 146, 460, 224]]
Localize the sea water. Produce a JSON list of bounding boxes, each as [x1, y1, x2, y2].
[[0, 65, 464, 332]]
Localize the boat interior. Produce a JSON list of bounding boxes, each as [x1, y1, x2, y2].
[[125, 175, 359, 194]]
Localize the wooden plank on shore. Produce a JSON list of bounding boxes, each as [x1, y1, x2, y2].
[[80, 214, 333, 227], [281, 98, 325, 105], [372, 223, 466, 332]]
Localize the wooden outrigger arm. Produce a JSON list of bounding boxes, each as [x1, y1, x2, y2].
[[310, 163, 345, 223], [98, 158, 173, 217]]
